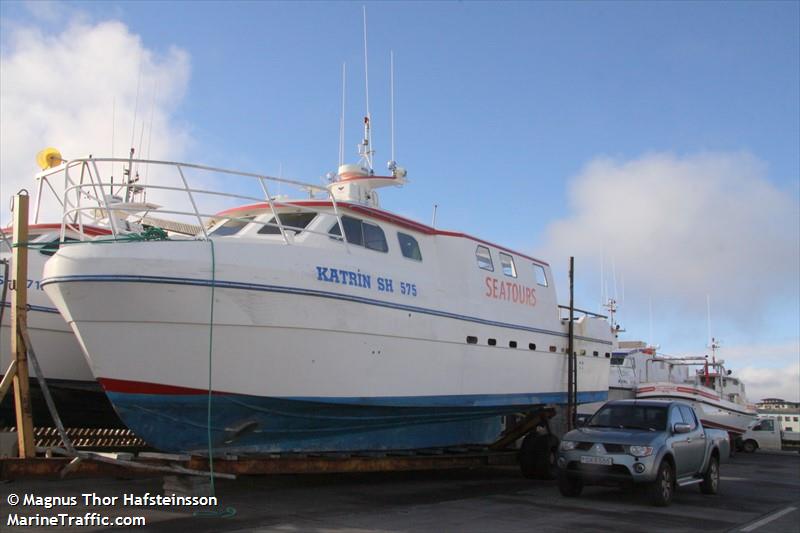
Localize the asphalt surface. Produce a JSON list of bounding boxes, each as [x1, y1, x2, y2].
[[1, 450, 798, 532]]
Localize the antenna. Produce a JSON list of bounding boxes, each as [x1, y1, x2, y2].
[[130, 52, 144, 153], [339, 62, 346, 167], [390, 50, 395, 164], [706, 294, 712, 348], [143, 83, 157, 203], [648, 295, 654, 345], [111, 97, 116, 185], [431, 204, 438, 227], [359, 5, 374, 171]]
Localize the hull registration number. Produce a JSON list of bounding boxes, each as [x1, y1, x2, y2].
[[580, 455, 612, 465]]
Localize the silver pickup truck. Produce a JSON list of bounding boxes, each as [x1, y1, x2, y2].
[[557, 399, 730, 506]]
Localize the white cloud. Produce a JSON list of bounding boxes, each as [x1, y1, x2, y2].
[[539, 152, 800, 333], [0, 17, 191, 225], [738, 363, 800, 404]]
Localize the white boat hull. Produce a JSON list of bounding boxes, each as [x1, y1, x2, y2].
[[43, 239, 612, 452], [636, 382, 757, 435]]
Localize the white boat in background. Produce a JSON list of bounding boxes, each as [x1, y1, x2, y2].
[[577, 340, 688, 415], [636, 355, 757, 436], [1, 223, 125, 427], [39, 145, 616, 453]]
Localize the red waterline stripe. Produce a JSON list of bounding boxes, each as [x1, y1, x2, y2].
[[99, 377, 226, 396]]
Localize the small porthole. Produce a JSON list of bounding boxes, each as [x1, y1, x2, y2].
[[549, 345, 557, 353], [509, 341, 517, 348], [593, 351, 599, 357], [529, 343, 536, 351], [488, 338, 497, 346], [605, 352, 611, 358], [466, 336, 478, 345]]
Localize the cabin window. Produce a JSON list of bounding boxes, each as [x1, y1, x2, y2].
[[397, 232, 422, 261], [533, 264, 548, 286], [488, 338, 497, 346], [499, 252, 516, 277], [210, 216, 254, 237], [257, 212, 317, 235], [363, 222, 389, 252], [509, 341, 517, 348], [476, 245, 494, 271], [466, 336, 478, 344], [329, 215, 388, 252], [529, 343, 536, 350]]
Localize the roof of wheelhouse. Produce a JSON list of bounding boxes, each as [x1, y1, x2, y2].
[[215, 200, 550, 266]]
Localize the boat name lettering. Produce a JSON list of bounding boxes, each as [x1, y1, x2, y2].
[[315, 266, 417, 297], [316, 266, 372, 288], [484, 276, 536, 306]]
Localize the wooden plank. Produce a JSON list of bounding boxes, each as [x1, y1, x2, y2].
[[11, 194, 35, 458], [0, 360, 18, 401]]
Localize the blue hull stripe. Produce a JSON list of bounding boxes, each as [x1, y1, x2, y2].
[[42, 274, 613, 345], [106, 390, 608, 453]]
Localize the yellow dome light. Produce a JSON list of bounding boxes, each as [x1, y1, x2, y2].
[[35, 147, 63, 170]]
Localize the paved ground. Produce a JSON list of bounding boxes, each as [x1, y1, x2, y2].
[[1, 451, 798, 532]]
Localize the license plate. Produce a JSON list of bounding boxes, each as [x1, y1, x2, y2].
[[580, 455, 612, 465]]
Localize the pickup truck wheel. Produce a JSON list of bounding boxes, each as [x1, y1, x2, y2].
[[557, 470, 583, 497], [648, 461, 674, 507], [742, 440, 757, 453], [700, 456, 719, 495]]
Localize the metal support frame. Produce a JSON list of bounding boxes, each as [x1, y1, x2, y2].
[[567, 256, 577, 431]]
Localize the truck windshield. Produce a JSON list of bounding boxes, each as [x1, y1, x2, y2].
[[588, 405, 668, 431]]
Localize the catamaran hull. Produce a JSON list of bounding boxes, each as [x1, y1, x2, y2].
[[43, 241, 610, 453], [0, 298, 122, 428]]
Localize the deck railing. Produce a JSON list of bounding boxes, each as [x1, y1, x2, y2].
[[34, 157, 350, 247]]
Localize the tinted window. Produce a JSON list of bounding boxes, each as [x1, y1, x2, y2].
[[499, 252, 516, 277], [668, 407, 683, 429], [210, 217, 254, 237], [588, 404, 667, 431], [678, 405, 698, 430], [397, 232, 422, 261], [329, 216, 387, 253], [476, 246, 493, 271], [257, 212, 317, 235], [363, 222, 388, 252], [329, 215, 363, 246], [534, 264, 548, 286]]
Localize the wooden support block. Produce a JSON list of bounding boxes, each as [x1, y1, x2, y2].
[[11, 194, 35, 458]]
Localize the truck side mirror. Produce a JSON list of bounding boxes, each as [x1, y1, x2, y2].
[[673, 423, 692, 434]]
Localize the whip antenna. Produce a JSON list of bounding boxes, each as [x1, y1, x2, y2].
[[339, 63, 346, 167], [390, 50, 395, 164], [359, 5, 373, 171]]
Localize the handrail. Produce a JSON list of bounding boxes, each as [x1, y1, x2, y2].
[[558, 305, 608, 319], [41, 156, 348, 247]]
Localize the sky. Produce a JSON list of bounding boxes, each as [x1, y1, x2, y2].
[[1, 1, 798, 401]]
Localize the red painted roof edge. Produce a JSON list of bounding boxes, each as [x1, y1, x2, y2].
[[216, 201, 550, 266]]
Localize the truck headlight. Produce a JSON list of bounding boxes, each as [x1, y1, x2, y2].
[[560, 440, 577, 451], [628, 445, 654, 457]]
